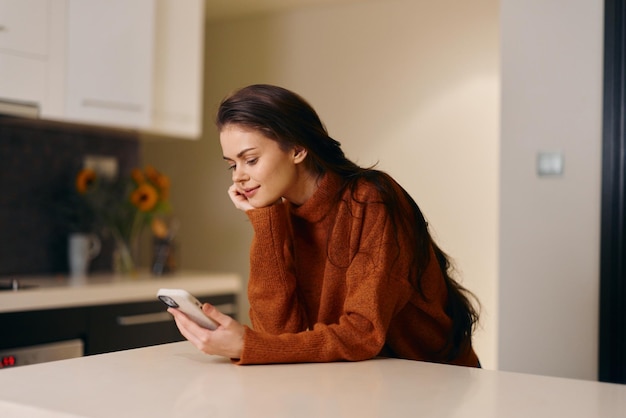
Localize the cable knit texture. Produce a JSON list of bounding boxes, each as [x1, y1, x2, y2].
[[237, 172, 478, 367]]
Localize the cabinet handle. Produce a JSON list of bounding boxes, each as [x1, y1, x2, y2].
[[81, 98, 143, 113], [117, 311, 172, 326], [116, 303, 237, 326]]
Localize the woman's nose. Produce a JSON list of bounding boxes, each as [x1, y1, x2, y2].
[[232, 166, 247, 182]]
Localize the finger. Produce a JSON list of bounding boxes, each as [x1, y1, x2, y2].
[[168, 308, 209, 348], [169, 308, 206, 333], [227, 185, 251, 210], [228, 184, 243, 199], [202, 303, 232, 327]]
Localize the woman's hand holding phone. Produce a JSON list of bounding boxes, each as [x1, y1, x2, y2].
[[158, 288, 244, 360], [157, 288, 219, 329]]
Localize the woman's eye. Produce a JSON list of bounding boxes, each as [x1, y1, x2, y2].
[[246, 158, 258, 165], [227, 164, 236, 171]]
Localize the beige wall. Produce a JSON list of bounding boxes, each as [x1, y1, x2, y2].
[[143, 0, 500, 369]]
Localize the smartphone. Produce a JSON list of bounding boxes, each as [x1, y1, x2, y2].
[[157, 288, 219, 330]]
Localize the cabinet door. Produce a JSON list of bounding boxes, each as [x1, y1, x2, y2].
[[0, 0, 48, 56], [0, 307, 88, 350], [0, 0, 48, 107], [86, 294, 236, 355], [0, 54, 46, 106], [65, 0, 155, 128], [151, 0, 204, 138], [87, 299, 182, 355]]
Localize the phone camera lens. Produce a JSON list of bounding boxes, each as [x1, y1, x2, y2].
[[158, 295, 178, 308]]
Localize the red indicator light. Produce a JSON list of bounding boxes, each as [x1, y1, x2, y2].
[[1, 355, 16, 368]]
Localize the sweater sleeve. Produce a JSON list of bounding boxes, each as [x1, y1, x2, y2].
[[238, 194, 416, 365], [244, 203, 309, 334]]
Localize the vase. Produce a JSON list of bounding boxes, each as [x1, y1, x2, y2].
[[112, 232, 139, 277], [151, 237, 177, 275]]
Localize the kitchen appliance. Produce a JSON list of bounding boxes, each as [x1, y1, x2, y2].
[[0, 339, 83, 369]]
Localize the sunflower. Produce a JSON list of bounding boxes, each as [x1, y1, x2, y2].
[[130, 183, 159, 212], [144, 165, 160, 184], [76, 168, 97, 194], [140, 165, 170, 201], [69, 164, 173, 275], [131, 168, 145, 185]]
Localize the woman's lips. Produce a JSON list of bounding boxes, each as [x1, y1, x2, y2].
[[243, 186, 259, 198]]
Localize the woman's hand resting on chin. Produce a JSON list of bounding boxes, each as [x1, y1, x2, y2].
[[227, 183, 282, 212], [168, 303, 244, 360], [227, 183, 255, 212]]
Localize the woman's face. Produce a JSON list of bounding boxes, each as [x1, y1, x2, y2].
[[220, 124, 310, 208]]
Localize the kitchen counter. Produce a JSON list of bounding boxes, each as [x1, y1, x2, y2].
[[1, 271, 243, 362], [0, 342, 624, 417], [0, 271, 242, 313]]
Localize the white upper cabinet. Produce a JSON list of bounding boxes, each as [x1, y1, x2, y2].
[[151, 0, 204, 138], [0, 0, 205, 139], [0, 0, 48, 55], [65, 0, 155, 129], [0, 0, 65, 114]]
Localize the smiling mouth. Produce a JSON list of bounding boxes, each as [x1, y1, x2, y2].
[[242, 186, 259, 198]]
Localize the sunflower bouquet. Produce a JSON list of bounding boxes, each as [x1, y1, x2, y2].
[[74, 165, 172, 274]]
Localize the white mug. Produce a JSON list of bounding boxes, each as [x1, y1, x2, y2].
[[68, 233, 101, 278]]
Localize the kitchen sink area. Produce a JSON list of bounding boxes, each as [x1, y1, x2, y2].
[[0, 280, 39, 292], [0, 276, 73, 293]]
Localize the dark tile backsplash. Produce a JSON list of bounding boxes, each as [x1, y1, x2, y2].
[[0, 116, 140, 277]]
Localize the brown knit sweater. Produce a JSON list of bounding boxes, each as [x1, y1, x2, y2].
[[237, 172, 478, 367]]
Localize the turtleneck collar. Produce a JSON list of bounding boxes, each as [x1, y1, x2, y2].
[[287, 172, 343, 223]]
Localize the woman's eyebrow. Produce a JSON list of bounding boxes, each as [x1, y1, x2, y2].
[[223, 147, 257, 160]]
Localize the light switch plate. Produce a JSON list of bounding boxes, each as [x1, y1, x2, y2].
[[83, 155, 118, 180], [537, 151, 564, 176]]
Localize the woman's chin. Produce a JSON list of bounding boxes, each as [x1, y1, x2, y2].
[[248, 197, 279, 209]]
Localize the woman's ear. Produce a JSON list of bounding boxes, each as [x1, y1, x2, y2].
[[293, 147, 308, 164]]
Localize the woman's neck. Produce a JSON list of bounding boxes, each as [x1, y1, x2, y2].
[[285, 169, 323, 206]]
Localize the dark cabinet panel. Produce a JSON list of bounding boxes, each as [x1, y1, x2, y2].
[[86, 300, 182, 355], [0, 307, 88, 350], [2, 294, 237, 355]]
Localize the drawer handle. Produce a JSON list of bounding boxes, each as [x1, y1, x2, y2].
[[117, 312, 172, 326], [117, 303, 237, 326], [81, 98, 143, 113]]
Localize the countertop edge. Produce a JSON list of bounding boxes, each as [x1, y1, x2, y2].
[[0, 271, 242, 313]]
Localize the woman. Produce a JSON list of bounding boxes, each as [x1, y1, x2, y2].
[[169, 84, 480, 367]]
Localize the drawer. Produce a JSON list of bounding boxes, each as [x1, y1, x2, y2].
[[1, 293, 238, 357], [0, 307, 88, 350], [85, 294, 237, 355]]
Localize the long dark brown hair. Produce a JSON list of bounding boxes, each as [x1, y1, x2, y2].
[[216, 84, 480, 361]]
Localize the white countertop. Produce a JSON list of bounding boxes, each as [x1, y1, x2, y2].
[[0, 271, 242, 313], [0, 342, 624, 417]]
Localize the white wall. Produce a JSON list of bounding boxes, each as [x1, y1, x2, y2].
[[499, 0, 604, 380]]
